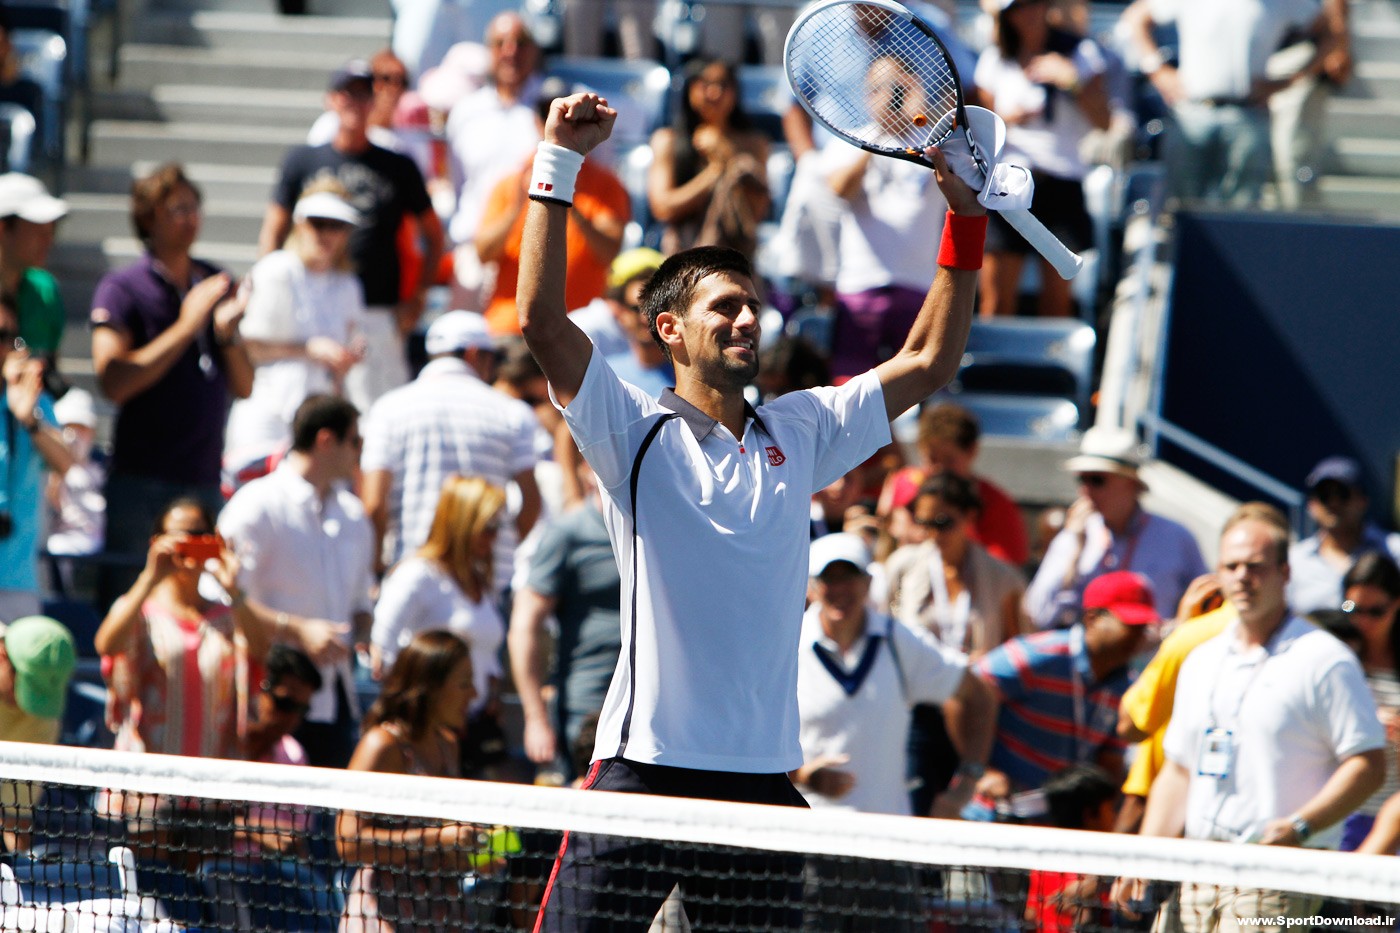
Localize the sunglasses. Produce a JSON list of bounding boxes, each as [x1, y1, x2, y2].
[[1310, 482, 1355, 504], [914, 513, 958, 530], [308, 217, 352, 233], [263, 688, 311, 716], [1077, 473, 1110, 488], [1342, 600, 1390, 619]]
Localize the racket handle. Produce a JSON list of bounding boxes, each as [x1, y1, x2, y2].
[[1000, 209, 1083, 280]]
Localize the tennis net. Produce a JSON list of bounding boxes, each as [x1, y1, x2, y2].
[[3, 741, 1400, 932]]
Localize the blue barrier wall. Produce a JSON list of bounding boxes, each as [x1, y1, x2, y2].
[[1158, 210, 1400, 522]]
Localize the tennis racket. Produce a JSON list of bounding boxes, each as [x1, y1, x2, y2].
[[784, 0, 1083, 280]]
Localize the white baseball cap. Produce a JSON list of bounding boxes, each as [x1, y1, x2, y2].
[[425, 310, 496, 356], [0, 173, 68, 224], [292, 191, 361, 227], [53, 388, 97, 429], [809, 533, 873, 578]]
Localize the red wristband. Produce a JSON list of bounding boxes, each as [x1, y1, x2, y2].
[[937, 211, 989, 271]]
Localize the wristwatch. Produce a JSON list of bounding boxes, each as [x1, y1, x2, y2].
[[955, 762, 988, 782], [1290, 815, 1312, 844], [23, 408, 44, 434]]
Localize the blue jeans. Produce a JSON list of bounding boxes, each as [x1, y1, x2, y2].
[[1166, 101, 1272, 208]]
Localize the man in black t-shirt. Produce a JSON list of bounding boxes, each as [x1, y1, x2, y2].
[[257, 60, 444, 410]]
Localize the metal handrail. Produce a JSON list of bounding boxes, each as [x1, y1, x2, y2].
[[1138, 409, 1306, 534]]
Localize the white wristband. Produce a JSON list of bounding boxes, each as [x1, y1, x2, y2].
[[529, 142, 585, 207]]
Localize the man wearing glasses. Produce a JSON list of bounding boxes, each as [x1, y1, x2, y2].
[[1287, 455, 1400, 614], [1025, 425, 1207, 630]]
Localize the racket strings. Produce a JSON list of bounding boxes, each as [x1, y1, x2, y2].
[[788, 4, 960, 154]]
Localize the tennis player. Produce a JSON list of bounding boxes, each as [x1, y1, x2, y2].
[[520, 92, 986, 931]]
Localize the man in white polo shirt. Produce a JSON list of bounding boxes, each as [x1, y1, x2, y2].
[[795, 532, 995, 929], [519, 92, 986, 930], [1113, 511, 1386, 931]]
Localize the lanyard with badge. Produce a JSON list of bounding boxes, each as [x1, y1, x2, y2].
[[1198, 639, 1271, 781]]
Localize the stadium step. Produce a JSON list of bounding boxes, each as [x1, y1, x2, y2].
[[86, 119, 309, 172], [1340, 61, 1400, 101], [147, 0, 389, 17], [116, 43, 352, 92], [131, 10, 390, 55], [1327, 99, 1400, 139], [59, 192, 269, 245], [1316, 175, 1400, 219], [1334, 137, 1400, 178], [92, 85, 327, 128], [64, 161, 278, 202]]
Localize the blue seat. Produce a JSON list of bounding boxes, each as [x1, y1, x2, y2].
[[951, 318, 1097, 420], [930, 390, 1082, 443], [736, 64, 789, 143], [41, 598, 102, 658], [9, 28, 66, 168], [198, 856, 339, 932], [0, 102, 36, 172], [543, 56, 671, 152], [59, 657, 114, 749]]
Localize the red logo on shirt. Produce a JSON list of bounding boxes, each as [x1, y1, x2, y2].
[[765, 446, 786, 466], [536, 182, 554, 192]]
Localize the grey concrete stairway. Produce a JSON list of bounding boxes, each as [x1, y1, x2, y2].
[[49, 0, 392, 372]]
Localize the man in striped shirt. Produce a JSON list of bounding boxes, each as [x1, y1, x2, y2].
[[973, 571, 1157, 806]]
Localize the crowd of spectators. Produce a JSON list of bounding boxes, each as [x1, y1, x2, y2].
[[0, 0, 1388, 928]]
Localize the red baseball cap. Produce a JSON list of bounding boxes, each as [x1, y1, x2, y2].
[[1082, 571, 1158, 626]]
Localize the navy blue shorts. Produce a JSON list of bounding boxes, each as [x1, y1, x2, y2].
[[534, 757, 808, 932]]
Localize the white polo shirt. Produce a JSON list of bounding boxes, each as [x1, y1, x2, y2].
[[559, 348, 892, 773], [797, 607, 967, 814], [217, 463, 375, 723], [1163, 615, 1385, 849]]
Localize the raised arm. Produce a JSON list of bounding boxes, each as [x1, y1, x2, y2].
[[517, 93, 617, 408], [875, 147, 985, 420]]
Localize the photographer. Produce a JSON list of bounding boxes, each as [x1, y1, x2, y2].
[[94, 496, 346, 760], [0, 293, 73, 620]]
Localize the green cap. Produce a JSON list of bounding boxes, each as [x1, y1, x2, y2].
[[5, 615, 76, 720]]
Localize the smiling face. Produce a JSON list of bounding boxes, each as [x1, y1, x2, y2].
[[659, 271, 761, 389]]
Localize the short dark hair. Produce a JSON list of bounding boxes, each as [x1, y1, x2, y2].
[[265, 643, 323, 692], [290, 394, 359, 452], [151, 496, 216, 537], [639, 246, 752, 363], [914, 472, 982, 515], [1042, 764, 1118, 830], [131, 163, 201, 243], [1343, 550, 1400, 599], [918, 402, 980, 451]]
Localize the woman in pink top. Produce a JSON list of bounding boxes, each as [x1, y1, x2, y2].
[[96, 497, 273, 759]]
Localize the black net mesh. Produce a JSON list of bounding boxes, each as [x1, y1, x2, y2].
[[4, 762, 1400, 932]]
